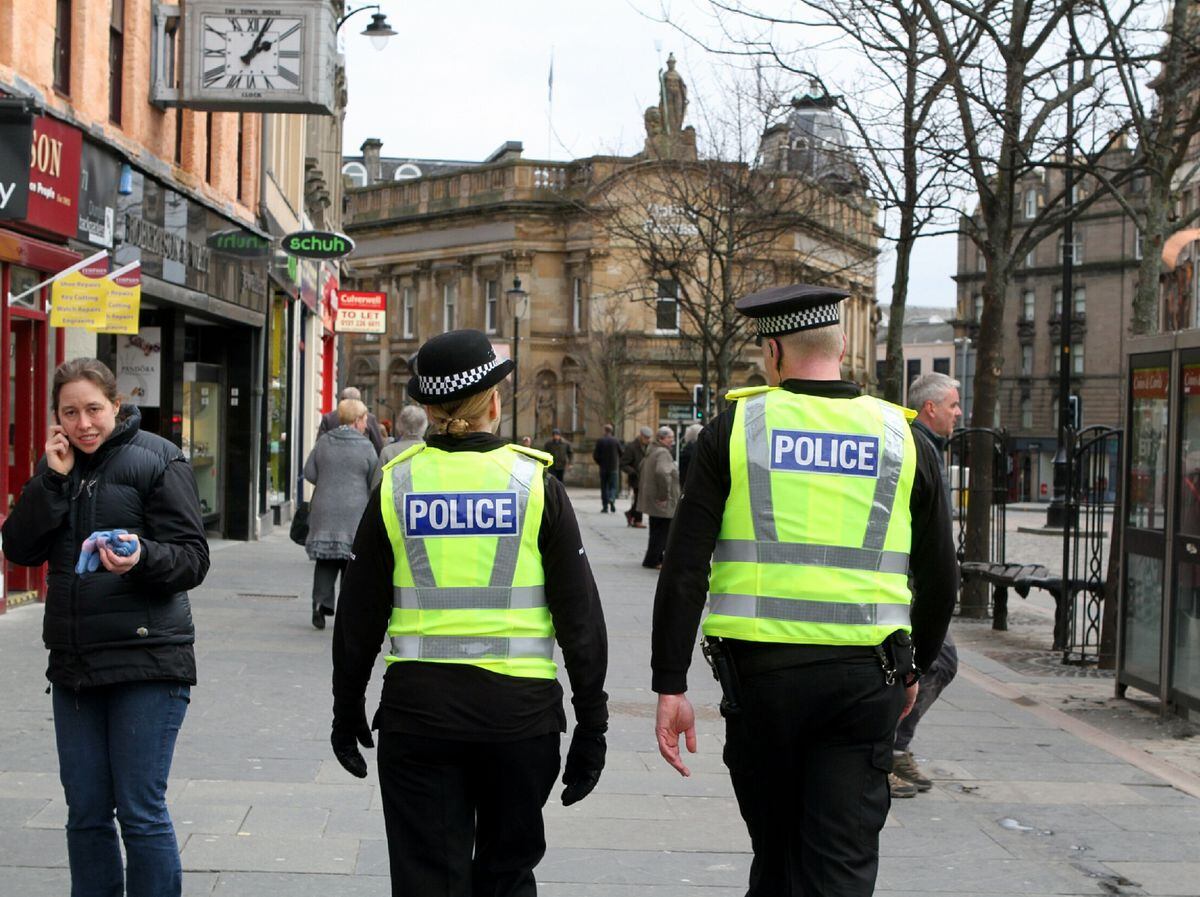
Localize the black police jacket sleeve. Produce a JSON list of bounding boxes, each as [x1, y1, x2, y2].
[[332, 471, 609, 733], [650, 383, 959, 694]]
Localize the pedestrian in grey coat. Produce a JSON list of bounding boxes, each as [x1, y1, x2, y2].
[[637, 427, 680, 568], [304, 398, 379, 629]]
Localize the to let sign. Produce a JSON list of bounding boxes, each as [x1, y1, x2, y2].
[[335, 290, 386, 333]]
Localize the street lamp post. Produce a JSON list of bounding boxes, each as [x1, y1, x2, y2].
[[336, 4, 397, 49], [506, 277, 530, 443]]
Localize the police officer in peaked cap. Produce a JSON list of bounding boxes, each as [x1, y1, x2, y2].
[[331, 329, 609, 897], [651, 285, 957, 896]]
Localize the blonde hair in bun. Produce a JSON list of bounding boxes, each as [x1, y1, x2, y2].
[[426, 387, 498, 437]]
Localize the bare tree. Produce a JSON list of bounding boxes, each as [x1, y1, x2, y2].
[[581, 293, 652, 433]]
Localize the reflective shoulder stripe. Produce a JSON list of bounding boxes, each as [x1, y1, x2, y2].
[[382, 442, 425, 474], [726, 384, 778, 401], [714, 539, 909, 575], [389, 635, 555, 661], [395, 585, 546, 610], [509, 444, 554, 466], [489, 453, 538, 588], [708, 593, 911, 628], [862, 399, 908, 551], [742, 392, 778, 542]]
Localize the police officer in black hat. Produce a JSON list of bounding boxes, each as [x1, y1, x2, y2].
[[651, 285, 957, 896], [331, 329, 609, 897]]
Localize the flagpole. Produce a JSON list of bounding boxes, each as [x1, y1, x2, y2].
[[107, 261, 141, 280], [7, 249, 109, 306], [547, 46, 554, 159]]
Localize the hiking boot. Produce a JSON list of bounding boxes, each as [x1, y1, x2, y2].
[[889, 773, 917, 799], [893, 751, 933, 791]]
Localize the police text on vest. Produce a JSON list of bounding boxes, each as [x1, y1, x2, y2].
[[769, 430, 880, 477], [404, 491, 520, 537]]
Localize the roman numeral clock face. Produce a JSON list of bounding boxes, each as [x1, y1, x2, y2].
[[201, 15, 303, 94]]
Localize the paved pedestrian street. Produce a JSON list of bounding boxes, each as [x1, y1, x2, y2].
[[2, 491, 1199, 895]]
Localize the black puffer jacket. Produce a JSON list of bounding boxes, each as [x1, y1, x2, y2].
[[3, 408, 210, 688]]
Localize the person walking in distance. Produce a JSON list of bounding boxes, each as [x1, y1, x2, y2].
[[621, 426, 653, 527], [889, 372, 962, 798], [331, 330, 609, 897], [3, 358, 210, 897], [651, 285, 957, 897], [592, 423, 623, 513], [542, 427, 573, 482], [679, 422, 702, 487], [320, 386, 387, 453], [375, 404, 429, 487], [638, 427, 680, 569]]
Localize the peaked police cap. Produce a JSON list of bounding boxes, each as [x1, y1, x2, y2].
[[407, 329, 514, 404], [736, 284, 849, 337]]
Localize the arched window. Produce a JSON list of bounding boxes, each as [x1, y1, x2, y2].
[[394, 163, 422, 180], [342, 161, 367, 187]]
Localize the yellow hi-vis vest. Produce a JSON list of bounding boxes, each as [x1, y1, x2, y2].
[[703, 386, 917, 647], [379, 442, 557, 679]]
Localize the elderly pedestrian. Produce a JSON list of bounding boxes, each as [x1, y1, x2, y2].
[[319, 386, 386, 453], [652, 285, 957, 897], [543, 428, 574, 481], [330, 329, 608, 897], [621, 426, 653, 528], [889, 372, 962, 798], [375, 404, 429, 487], [304, 398, 379, 629], [637, 426, 680, 569], [592, 423, 623, 513], [3, 358, 209, 897]]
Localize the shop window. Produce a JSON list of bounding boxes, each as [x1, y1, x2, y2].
[[1022, 289, 1035, 321], [485, 280, 498, 334], [403, 287, 415, 338], [108, 0, 124, 123], [906, 358, 921, 392], [655, 279, 679, 333], [443, 282, 457, 332]]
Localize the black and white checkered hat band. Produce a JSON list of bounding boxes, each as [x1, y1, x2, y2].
[[418, 357, 504, 396], [755, 303, 840, 336]]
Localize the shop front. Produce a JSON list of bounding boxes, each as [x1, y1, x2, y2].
[[1119, 330, 1200, 717], [98, 169, 268, 540]]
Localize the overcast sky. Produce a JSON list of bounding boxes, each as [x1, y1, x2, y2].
[[341, 0, 958, 311]]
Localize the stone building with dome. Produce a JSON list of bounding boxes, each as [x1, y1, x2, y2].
[[339, 59, 881, 480]]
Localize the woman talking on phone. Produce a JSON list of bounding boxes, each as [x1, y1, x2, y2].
[[3, 358, 209, 897]]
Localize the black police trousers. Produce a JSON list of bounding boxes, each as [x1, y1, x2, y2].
[[377, 731, 560, 897], [723, 653, 906, 897]]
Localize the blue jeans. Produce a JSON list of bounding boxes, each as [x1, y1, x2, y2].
[[53, 681, 190, 897], [600, 469, 619, 509]]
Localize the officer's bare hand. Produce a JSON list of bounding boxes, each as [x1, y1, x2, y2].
[[655, 693, 696, 777], [899, 681, 919, 720]]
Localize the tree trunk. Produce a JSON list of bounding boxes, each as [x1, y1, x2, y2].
[[883, 214, 917, 404], [1133, 183, 1170, 336]]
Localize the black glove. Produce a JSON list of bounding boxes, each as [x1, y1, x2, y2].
[[331, 702, 374, 779], [561, 726, 606, 806]]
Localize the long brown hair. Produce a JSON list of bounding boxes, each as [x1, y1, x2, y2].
[[52, 358, 120, 414]]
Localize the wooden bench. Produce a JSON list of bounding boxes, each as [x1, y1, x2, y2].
[[959, 561, 1092, 649]]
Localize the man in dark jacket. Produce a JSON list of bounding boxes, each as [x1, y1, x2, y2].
[[319, 386, 385, 453], [620, 427, 653, 528], [592, 423, 623, 513], [542, 428, 573, 481], [890, 371, 962, 798]]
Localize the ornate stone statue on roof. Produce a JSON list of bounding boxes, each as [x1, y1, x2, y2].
[[642, 53, 697, 160]]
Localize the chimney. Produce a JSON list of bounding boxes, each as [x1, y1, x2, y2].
[[360, 138, 383, 183]]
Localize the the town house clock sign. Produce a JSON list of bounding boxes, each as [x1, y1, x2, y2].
[[151, 1, 336, 114]]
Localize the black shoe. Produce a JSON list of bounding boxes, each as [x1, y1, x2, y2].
[[312, 608, 325, 630], [601, 507, 608, 513]]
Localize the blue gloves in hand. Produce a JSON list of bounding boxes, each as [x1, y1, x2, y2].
[[75, 529, 137, 575]]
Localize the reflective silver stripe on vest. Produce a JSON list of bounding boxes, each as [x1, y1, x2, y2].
[[490, 454, 538, 588], [392, 461, 435, 588], [713, 540, 909, 574], [708, 593, 911, 627], [743, 393, 778, 542], [394, 585, 547, 610], [389, 635, 555, 660], [863, 401, 907, 550]]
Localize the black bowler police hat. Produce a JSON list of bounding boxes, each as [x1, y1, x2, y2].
[[736, 284, 849, 338], [407, 329, 514, 404]]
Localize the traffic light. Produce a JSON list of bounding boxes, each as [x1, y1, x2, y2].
[[692, 384, 706, 421]]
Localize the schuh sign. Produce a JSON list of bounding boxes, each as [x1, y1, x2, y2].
[[281, 230, 355, 260]]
